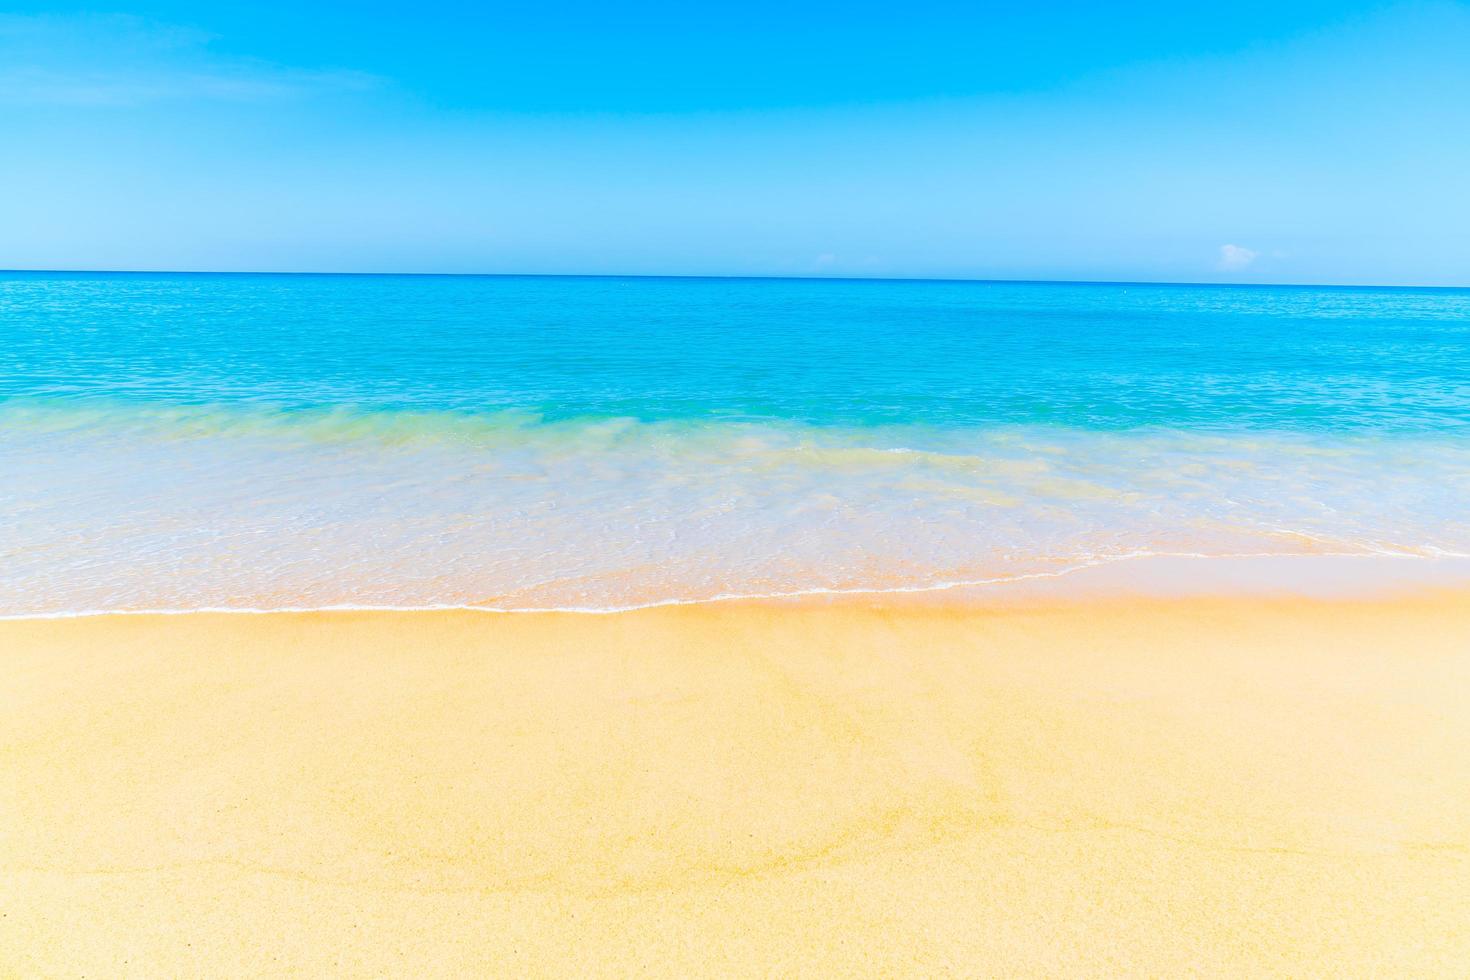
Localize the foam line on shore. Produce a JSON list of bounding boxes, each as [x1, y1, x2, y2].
[[5, 548, 1468, 621]]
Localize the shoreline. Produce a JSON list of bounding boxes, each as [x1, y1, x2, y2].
[[6, 551, 1470, 621], [5, 586, 1469, 975]]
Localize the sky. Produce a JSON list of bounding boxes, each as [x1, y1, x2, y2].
[[1, 1, 1468, 284]]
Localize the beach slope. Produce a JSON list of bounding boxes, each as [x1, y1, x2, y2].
[[3, 594, 1469, 976]]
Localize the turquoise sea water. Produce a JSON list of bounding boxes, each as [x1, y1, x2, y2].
[[3, 272, 1469, 613]]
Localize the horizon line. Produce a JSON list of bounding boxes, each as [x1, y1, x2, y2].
[[1, 268, 1466, 291]]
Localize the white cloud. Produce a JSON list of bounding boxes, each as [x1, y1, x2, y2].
[[0, 65, 377, 106], [1217, 243, 1258, 271], [0, 14, 379, 107]]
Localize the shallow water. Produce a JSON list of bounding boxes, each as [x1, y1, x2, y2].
[[3, 273, 1468, 613]]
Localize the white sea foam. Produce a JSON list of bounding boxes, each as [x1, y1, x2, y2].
[[3, 549, 1468, 622], [3, 404, 1468, 617]]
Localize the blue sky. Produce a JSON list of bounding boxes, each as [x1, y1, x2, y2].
[[2, 1, 1468, 283]]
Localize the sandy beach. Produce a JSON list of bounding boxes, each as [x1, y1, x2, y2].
[[3, 586, 1468, 976], [8, 1, 1470, 973]]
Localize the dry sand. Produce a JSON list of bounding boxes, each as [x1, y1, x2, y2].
[[3, 592, 1469, 976]]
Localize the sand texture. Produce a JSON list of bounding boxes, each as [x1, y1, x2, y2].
[[3, 594, 1469, 976]]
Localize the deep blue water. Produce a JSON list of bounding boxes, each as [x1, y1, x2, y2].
[[5, 272, 1469, 431]]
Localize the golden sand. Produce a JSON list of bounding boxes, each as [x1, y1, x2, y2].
[[3, 593, 1469, 976]]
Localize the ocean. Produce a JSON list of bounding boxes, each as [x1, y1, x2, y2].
[[3, 272, 1468, 614]]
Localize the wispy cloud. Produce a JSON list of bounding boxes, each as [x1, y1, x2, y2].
[[1217, 243, 1258, 271], [0, 14, 380, 106]]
